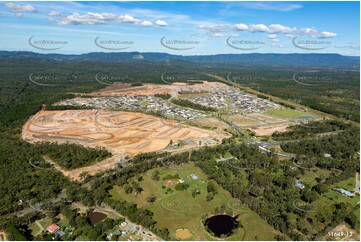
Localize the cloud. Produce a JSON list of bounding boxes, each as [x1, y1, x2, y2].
[[139, 20, 153, 27], [5, 2, 36, 12], [267, 34, 278, 39], [48, 11, 60, 16], [5, 2, 36, 16], [234, 23, 336, 39], [49, 11, 158, 28], [119, 14, 140, 24], [270, 43, 285, 48], [239, 2, 303, 12], [198, 24, 229, 32], [299, 27, 337, 38], [235, 23, 295, 34], [155, 20, 167, 26], [234, 23, 249, 31], [318, 31, 337, 38], [53, 12, 117, 25], [210, 32, 225, 38]]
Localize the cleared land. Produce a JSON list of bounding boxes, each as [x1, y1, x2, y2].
[[223, 114, 262, 126], [22, 110, 222, 180], [193, 117, 229, 130], [266, 108, 313, 120], [91, 81, 229, 97]]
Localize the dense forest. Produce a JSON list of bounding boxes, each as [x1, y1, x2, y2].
[[272, 120, 352, 141], [33, 142, 112, 169]]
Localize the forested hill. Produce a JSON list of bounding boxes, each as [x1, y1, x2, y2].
[[0, 51, 359, 68]]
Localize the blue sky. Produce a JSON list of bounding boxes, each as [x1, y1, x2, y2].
[[0, 1, 359, 55]]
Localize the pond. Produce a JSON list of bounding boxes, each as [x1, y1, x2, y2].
[[87, 212, 107, 225], [205, 214, 238, 238]]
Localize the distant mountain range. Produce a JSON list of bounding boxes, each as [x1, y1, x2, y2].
[[0, 51, 359, 68]]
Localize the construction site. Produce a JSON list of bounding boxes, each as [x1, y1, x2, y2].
[[22, 109, 224, 180]]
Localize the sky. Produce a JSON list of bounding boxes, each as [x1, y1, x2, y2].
[[0, 1, 359, 56]]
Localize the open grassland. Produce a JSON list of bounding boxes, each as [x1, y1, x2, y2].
[[223, 114, 262, 126], [109, 163, 284, 241], [323, 177, 360, 207], [266, 108, 313, 120]]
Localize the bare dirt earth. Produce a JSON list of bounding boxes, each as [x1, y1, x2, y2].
[[22, 110, 222, 180], [90, 81, 229, 97], [250, 123, 291, 136]]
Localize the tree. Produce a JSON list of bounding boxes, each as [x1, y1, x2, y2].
[[151, 170, 160, 181], [124, 185, 133, 194], [192, 189, 201, 198], [206, 193, 214, 201], [146, 195, 156, 203], [207, 181, 218, 194]]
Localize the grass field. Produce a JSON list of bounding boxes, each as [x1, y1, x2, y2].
[[266, 108, 312, 120], [296, 169, 332, 187], [29, 217, 53, 237], [109, 163, 285, 240], [323, 176, 360, 207]]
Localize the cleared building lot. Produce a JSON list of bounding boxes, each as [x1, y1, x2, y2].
[[22, 110, 222, 180]]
